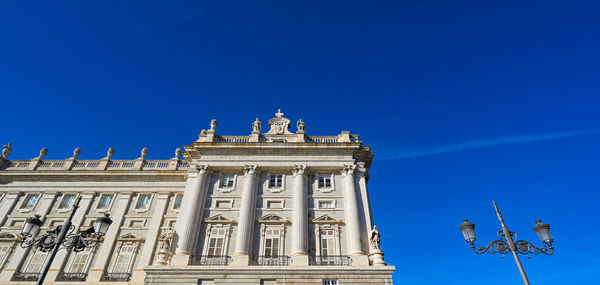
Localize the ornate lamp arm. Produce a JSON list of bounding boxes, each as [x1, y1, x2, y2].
[[514, 240, 554, 257]]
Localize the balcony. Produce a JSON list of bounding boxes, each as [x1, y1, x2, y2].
[[11, 271, 40, 282], [100, 272, 131, 282], [189, 255, 232, 266], [56, 271, 87, 282], [309, 255, 352, 266], [251, 255, 291, 266]]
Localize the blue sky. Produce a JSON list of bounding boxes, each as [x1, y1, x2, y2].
[[2, 1, 600, 284]]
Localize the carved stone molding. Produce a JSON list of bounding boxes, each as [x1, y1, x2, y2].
[[292, 164, 306, 176], [244, 164, 258, 176], [342, 164, 356, 177]]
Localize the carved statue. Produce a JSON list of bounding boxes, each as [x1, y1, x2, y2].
[[159, 228, 175, 252], [370, 225, 381, 251], [140, 148, 148, 160], [297, 119, 306, 132], [37, 148, 48, 160], [1, 143, 12, 159], [71, 148, 81, 160], [105, 148, 114, 160], [252, 118, 262, 133], [173, 148, 182, 160], [210, 119, 217, 131]]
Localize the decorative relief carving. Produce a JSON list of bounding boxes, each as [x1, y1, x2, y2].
[[293, 164, 306, 176], [266, 109, 293, 135]]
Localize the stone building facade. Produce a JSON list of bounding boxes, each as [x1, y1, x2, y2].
[[0, 110, 394, 284]]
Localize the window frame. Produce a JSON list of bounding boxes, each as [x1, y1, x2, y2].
[[96, 193, 116, 212], [57, 194, 77, 211], [172, 193, 183, 210], [218, 173, 237, 191], [134, 193, 153, 212], [67, 247, 93, 274], [316, 199, 336, 210], [23, 249, 47, 273], [202, 224, 232, 257], [264, 199, 285, 210], [316, 173, 335, 192], [19, 193, 40, 212], [213, 199, 234, 209]]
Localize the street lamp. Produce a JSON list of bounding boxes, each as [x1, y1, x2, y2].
[[19, 195, 113, 285], [460, 201, 554, 285]]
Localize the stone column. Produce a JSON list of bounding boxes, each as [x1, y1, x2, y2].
[[172, 165, 208, 265], [232, 164, 258, 265], [291, 165, 308, 266], [342, 165, 364, 254]]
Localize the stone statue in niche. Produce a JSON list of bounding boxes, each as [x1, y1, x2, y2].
[[370, 225, 381, 251], [252, 118, 261, 133], [156, 228, 175, 265]]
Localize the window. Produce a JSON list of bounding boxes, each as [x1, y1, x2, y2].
[[112, 245, 136, 273], [263, 229, 280, 257], [135, 194, 151, 209], [69, 249, 91, 273], [24, 250, 47, 273], [220, 174, 235, 188], [97, 194, 114, 210], [58, 194, 76, 209], [173, 194, 183, 209], [20, 194, 39, 209], [320, 229, 335, 257], [268, 174, 283, 188], [318, 174, 332, 188], [318, 200, 335, 209], [207, 228, 226, 256], [323, 280, 338, 285]]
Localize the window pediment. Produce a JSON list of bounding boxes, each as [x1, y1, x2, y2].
[[117, 233, 144, 242], [312, 214, 342, 224], [205, 214, 235, 224], [258, 214, 288, 224]]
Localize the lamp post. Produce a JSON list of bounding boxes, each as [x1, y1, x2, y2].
[[459, 201, 554, 285], [19, 194, 113, 285]]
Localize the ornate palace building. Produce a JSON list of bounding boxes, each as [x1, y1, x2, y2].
[[0, 110, 394, 284]]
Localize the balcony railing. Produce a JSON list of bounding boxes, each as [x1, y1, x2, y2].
[[100, 272, 131, 282], [11, 271, 41, 282], [56, 271, 87, 282], [251, 255, 291, 266], [309, 255, 352, 266], [189, 255, 231, 266]]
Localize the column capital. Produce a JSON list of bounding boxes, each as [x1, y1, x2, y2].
[[342, 164, 357, 176], [244, 164, 258, 176], [292, 164, 306, 176], [188, 164, 208, 175]]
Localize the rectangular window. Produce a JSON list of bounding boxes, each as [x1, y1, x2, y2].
[[69, 250, 90, 273], [320, 229, 335, 257], [135, 194, 151, 209], [173, 194, 183, 209], [268, 174, 283, 188], [97, 194, 114, 210], [112, 245, 135, 273], [220, 174, 235, 188], [264, 229, 280, 257], [20, 194, 39, 209], [318, 174, 332, 188], [323, 280, 338, 285], [318, 200, 335, 209], [207, 228, 226, 256], [25, 251, 47, 273], [58, 194, 76, 209]]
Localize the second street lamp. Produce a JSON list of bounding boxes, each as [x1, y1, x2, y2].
[[460, 201, 554, 285]]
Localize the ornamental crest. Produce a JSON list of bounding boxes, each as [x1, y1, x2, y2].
[[266, 109, 293, 135]]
